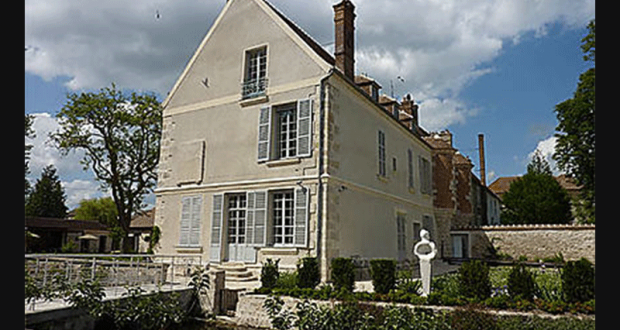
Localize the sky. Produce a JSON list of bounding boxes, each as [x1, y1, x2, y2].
[[25, 0, 595, 210]]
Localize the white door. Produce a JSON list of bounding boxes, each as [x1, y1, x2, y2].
[[452, 236, 463, 258], [227, 194, 248, 262]]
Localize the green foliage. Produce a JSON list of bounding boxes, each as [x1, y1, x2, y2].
[[553, 20, 595, 223], [370, 259, 397, 294], [25, 164, 68, 218], [276, 271, 299, 290], [501, 151, 572, 224], [562, 258, 595, 303], [507, 263, 536, 301], [147, 225, 161, 254], [188, 266, 210, 295], [451, 304, 497, 330], [331, 257, 355, 292], [261, 258, 280, 290], [51, 83, 162, 252], [74, 197, 118, 225], [297, 257, 320, 289], [458, 260, 491, 301]]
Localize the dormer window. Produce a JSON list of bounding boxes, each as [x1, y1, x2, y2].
[[242, 46, 268, 99]]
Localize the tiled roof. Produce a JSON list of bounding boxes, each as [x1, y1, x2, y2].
[[25, 217, 109, 231], [131, 208, 155, 229], [488, 175, 582, 199]]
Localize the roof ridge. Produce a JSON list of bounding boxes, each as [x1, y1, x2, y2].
[[260, 0, 335, 66]]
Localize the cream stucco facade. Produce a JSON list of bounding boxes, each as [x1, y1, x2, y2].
[[154, 0, 435, 282]]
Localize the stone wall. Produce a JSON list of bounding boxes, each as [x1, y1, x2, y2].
[[459, 224, 595, 263]]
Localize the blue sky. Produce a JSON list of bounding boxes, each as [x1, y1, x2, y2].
[[25, 0, 594, 210]]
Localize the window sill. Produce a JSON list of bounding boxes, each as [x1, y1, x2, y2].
[[174, 245, 203, 253], [265, 157, 301, 167], [376, 174, 389, 183], [239, 94, 268, 107], [260, 247, 300, 255]]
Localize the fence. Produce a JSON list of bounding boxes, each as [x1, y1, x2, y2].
[[25, 254, 203, 296]]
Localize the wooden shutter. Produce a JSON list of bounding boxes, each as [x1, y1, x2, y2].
[[189, 196, 202, 246], [210, 194, 224, 262], [297, 99, 312, 157], [294, 188, 309, 247], [253, 191, 267, 246], [245, 192, 255, 245], [257, 106, 271, 161], [179, 197, 192, 246]]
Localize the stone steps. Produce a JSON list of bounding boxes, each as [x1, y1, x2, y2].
[[210, 262, 261, 290]]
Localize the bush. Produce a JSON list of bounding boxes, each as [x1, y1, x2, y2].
[[458, 260, 491, 301], [370, 259, 397, 294], [297, 257, 320, 289], [276, 271, 298, 290], [562, 258, 595, 303], [507, 263, 536, 301], [331, 257, 355, 292], [451, 304, 498, 330], [261, 258, 280, 290]]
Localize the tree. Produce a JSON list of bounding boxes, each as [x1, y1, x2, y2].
[[73, 197, 118, 225], [51, 84, 162, 252], [501, 151, 572, 224], [25, 164, 68, 218], [25, 114, 36, 197], [553, 20, 595, 223]]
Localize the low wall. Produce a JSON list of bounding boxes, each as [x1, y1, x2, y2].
[[459, 224, 595, 263]]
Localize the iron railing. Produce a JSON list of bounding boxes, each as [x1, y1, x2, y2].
[[241, 77, 268, 99], [25, 254, 203, 298]]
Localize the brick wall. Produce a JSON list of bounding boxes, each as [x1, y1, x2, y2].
[[458, 224, 595, 264]]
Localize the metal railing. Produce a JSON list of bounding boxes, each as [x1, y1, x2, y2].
[[241, 77, 268, 99], [25, 254, 203, 292]]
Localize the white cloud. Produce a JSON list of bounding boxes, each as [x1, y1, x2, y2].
[[25, 0, 593, 130], [26, 113, 103, 210], [528, 135, 564, 175]]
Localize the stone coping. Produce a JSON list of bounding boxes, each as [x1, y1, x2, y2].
[[452, 224, 595, 231]]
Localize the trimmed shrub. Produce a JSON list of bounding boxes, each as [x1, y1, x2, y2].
[[458, 260, 491, 301], [330, 257, 355, 292], [370, 259, 397, 294], [261, 258, 280, 290], [297, 257, 320, 289], [451, 304, 498, 330], [507, 263, 536, 301], [562, 258, 595, 303]]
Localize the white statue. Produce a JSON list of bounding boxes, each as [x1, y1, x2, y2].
[[413, 229, 437, 296]]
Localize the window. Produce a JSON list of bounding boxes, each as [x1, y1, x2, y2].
[[242, 46, 267, 99], [392, 157, 397, 172], [378, 130, 386, 177], [408, 149, 414, 189], [273, 190, 294, 245], [396, 213, 406, 262], [419, 156, 431, 194], [257, 99, 312, 162], [451, 234, 469, 259], [227, 194, 247, 244], [276, 104, 297, 158], [179, 196, 202, 247]]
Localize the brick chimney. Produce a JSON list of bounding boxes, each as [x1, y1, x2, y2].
[[399, 94, 419, 132], [478, 133, 486, 186], [333, 0, 355, 80]]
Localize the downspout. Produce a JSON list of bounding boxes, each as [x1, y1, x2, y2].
[[316, 70, 333, 279]]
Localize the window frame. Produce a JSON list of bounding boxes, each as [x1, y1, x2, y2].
[[242, 45, 268, 100], [378, 130, 386, 177]]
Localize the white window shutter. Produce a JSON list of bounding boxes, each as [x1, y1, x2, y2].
[[210, 194, 224, 262], [253, 191, 267, 246], [294, 188, 309, 247], [257, 106, 271, 161], [179, 197, 191, 246], [297, 99, 312, 157], [189, 196, 202, 246], [245, 191, 255, 245]]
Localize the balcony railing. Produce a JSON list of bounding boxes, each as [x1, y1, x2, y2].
[[241, 77, 268, 100]]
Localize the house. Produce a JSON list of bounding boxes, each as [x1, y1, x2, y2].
[[154, 0, 439, 282], [25, 217, 112, 253], [422, 131, 501, 259]]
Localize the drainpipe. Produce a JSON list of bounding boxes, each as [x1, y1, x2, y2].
[[316, 70, 334, 281]]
